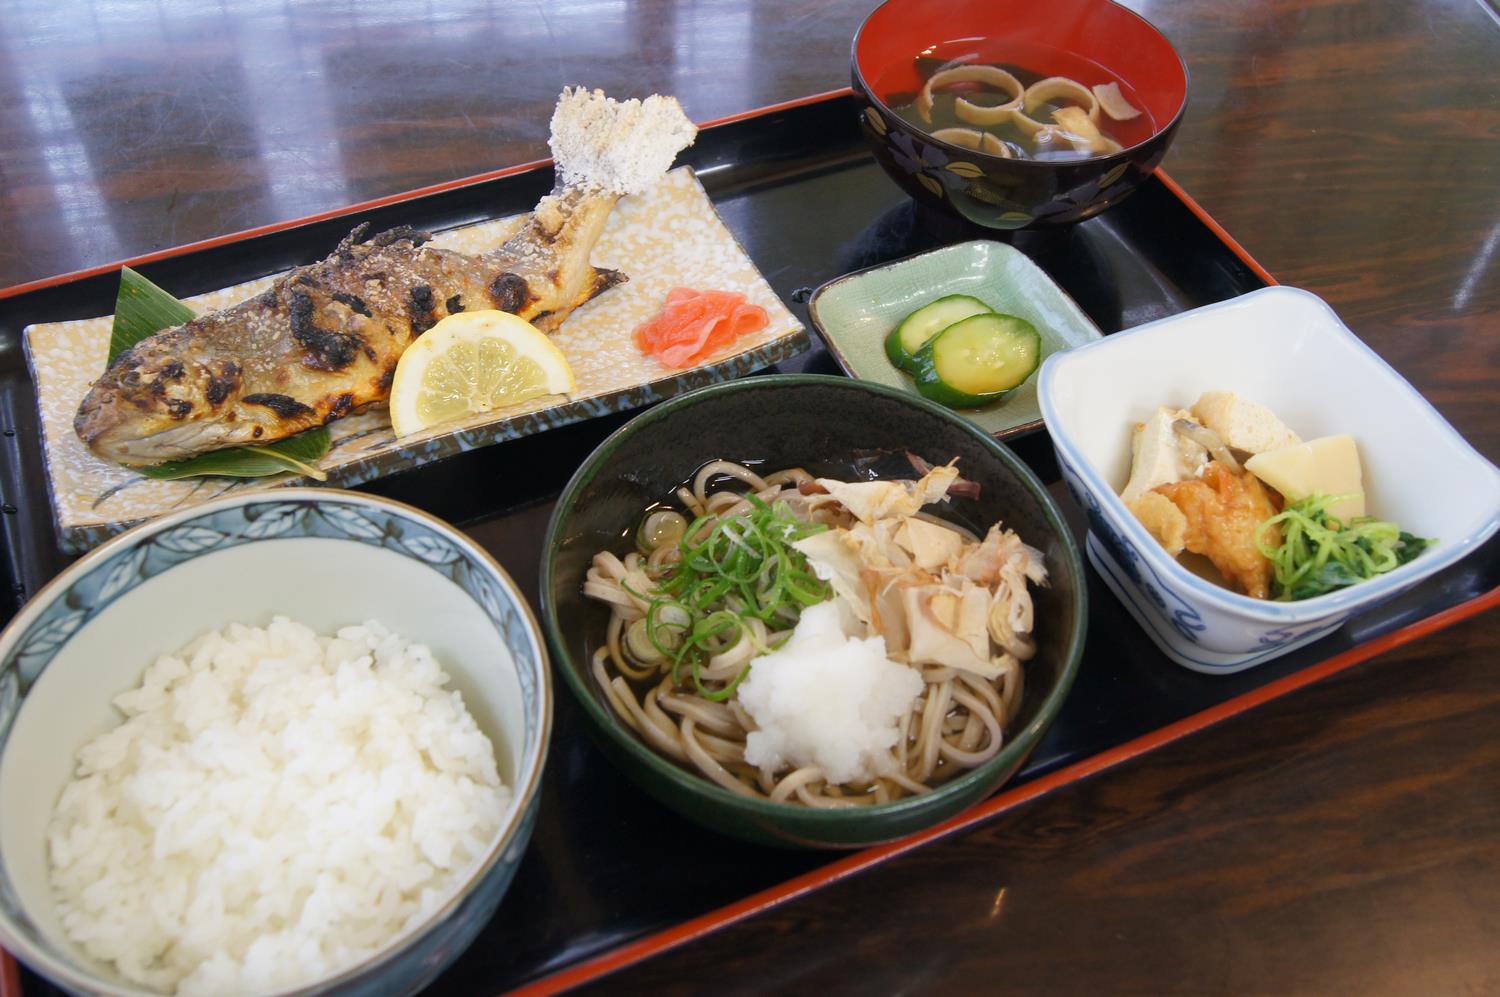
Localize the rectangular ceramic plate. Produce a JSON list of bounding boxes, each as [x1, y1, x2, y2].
[[23, 167, 806, 553], [2, 92, 1496, 997], [808, 239, 1101, 436]]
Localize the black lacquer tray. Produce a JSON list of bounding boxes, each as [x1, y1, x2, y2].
[[2, 92, 1495, 997]]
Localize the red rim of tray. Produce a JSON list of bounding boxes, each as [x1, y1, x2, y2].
[[508, 586, 1500, 995], [0, 87, 1487, 997]]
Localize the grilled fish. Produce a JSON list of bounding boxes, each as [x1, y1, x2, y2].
[[75, 88, 697, 466]]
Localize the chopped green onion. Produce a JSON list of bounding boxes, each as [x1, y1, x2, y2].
[[634, 497, 831, 700], [693, 657, 751, 702], [1256, 493, 1434, 601]]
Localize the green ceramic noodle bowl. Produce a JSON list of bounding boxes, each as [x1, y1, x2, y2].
[[541, 375, 1086, 848]]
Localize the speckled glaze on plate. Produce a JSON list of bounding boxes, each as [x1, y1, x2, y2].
[[541, 374, 1087, 849], [24, 167, 807, 554], [808, 240, 1101, 438]]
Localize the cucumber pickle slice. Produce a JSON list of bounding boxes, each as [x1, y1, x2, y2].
[[883, 294, 993, 371], [912, 313, 1041, 408]]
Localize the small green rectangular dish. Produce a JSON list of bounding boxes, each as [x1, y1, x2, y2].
[[808, 240, 1102, 438]]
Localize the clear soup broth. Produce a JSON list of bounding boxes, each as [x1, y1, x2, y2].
[[875, 39, 1157, 162]]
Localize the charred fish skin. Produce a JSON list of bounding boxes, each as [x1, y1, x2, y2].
[[74, 199, 625, 465]]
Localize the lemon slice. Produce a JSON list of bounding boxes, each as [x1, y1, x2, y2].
[[389, 310, 576, 437]]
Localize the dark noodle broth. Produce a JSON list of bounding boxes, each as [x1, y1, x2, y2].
[[875, 38, 1156, 162], [587, 452, 1002, 805]]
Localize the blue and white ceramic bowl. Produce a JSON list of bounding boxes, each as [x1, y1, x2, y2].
[[1039, 286, 1500, 673], [0, 490, 551, 996]]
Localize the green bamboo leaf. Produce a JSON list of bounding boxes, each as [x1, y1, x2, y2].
[[104, 267, 333, 480], [108, 267, 196, 364], [139, 428, 331, 481]]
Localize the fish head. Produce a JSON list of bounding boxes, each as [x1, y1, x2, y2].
[[74, 347, 246, 465]]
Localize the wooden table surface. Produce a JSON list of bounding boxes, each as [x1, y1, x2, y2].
[[2, 0, 1497, 993]]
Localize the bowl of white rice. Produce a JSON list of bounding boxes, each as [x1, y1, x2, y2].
[[0, 489, 551, 996]]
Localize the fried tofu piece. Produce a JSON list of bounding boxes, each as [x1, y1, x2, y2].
[[1127, 491, 1188, 556], [1191, 392, 1300, 456], [1120, 406, 1208, 503], [1154, 461, 1282, 599]]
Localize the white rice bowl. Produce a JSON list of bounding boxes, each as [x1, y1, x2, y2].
[[45, 617, 510, 995]]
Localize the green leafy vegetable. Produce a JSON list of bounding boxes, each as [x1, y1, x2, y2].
[[1256, 493, 1434, 601], [138, 429, 331, 481], [108, 267, 196, 364], [107, 267, 331, 480], [639, 496, 831, 698]]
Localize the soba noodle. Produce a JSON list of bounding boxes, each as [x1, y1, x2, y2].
[[583, 460, 1036, 808]]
